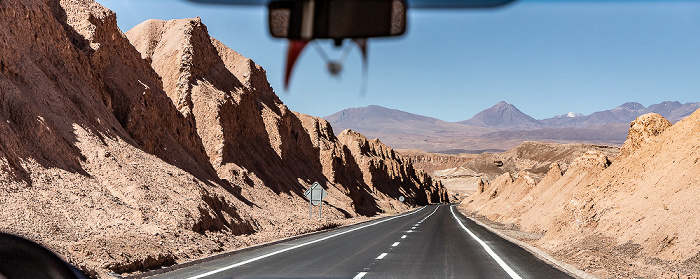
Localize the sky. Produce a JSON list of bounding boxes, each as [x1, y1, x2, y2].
[[98, 0, 700, 121]]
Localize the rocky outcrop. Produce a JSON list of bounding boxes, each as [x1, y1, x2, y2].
[[619, 113, 672, 159], [0, 1, 445, 277], [477, 178, 486, 193], [337, 130, 448, 208]]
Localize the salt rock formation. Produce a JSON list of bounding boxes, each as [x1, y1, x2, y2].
[[0, 1, 445, 277], [619, 113, 672, 159]]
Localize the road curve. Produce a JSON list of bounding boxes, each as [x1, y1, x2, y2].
[[146, 205, 572, 279]]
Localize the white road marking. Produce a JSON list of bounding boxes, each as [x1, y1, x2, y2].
[[401, 235, 407, 239], [376, 253, 388, 260], [392, 242, 400, 247], [419, 206, 439, 222], [185, 207, 426, 279], [450, 206, 523, 279], [407, 230, 413, 233], [411, 227, 417, 229], [353, 272, 368, 279]]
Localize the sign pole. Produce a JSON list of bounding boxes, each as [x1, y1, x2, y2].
[[309, 196, 312, 220], [319, 200, 322, 220]]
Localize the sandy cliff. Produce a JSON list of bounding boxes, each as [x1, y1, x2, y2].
[[0, 0, 445, 277], [461, 111, 700, 278]]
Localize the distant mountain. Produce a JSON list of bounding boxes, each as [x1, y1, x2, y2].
[[645, 101, 700, 121], [458, 101, 541, 129], [554, 112, 584, 118], [325, 101, 699, 154], [646, 101, 682, 118], [668, 102, 700, 121], [324, 105, 492, 136], [541, 102, 645, 127], [541, 101, 699, 127]]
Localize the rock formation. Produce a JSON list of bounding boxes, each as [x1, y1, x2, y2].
[[0, 1, 445, 277], [618, 113, 672, 159]]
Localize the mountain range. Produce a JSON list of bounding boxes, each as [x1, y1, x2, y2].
[[539, 101, 699, 128], [324, 101, 699, 153]]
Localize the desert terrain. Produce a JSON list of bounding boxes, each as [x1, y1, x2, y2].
[[0, 0, 446, 277], [2, 0, 700, 278], [393, 108, 700, 278], [459, 112, 700, 278], [399, 142, 619, 201]]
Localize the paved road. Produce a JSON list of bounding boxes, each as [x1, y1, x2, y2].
[[148, 205, 572, 279]]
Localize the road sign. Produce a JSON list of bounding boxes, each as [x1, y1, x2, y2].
[[304, 182, 327, 206], [399, 196, 405, 202], [305, 182, 328, 219]]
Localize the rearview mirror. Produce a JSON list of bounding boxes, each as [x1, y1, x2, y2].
[[268, 0, 407, 40]]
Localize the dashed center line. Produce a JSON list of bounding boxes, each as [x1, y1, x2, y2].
[[419, 206, 439, 223], [353, 206, 441, 279], [353, 272, 368, 279], [184, 207, 426, 279]]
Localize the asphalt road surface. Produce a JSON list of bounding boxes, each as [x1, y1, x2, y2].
[[148, 205, 572, 279]]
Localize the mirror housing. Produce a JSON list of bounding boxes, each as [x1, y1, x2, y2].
[[269, 0, 406, 40]]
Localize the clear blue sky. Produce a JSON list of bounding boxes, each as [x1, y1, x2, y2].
[[98, 0, 700, 121]]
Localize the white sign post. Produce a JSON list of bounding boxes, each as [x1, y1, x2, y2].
[[304, 182, 328, 219], [399, 195, 405, 211]]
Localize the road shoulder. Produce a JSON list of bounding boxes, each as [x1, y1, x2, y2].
[[454, 207, 599, 279]]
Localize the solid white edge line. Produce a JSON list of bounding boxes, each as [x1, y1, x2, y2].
[[376, 253, 388, 259], [450, 206, 523, 279], [185, 207, 427, 279], [353, 272, 368, 279]]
